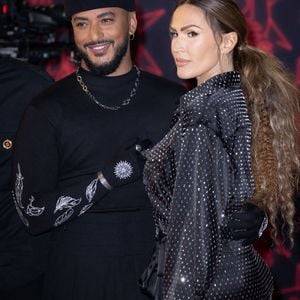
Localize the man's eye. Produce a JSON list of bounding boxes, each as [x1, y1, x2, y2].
[[101, 18, 114, 24], [75, 22, 88, 28]]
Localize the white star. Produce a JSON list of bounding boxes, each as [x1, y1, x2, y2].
[[114, 161, 133, 179]]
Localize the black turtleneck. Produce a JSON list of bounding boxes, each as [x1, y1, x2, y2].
[[12, 66, 186, 235]]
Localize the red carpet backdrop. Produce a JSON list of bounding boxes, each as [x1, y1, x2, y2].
[[20, 0, 300, 299]]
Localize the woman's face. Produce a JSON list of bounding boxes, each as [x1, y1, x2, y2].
[[170, 4, 227, 84]]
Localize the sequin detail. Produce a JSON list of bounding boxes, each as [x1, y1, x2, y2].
[[144, 72, 273, 299]]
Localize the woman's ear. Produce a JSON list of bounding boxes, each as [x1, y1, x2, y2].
[[220, 32, 238, 54]]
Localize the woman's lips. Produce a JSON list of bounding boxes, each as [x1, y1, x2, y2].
[[175, 58, 190, 67]]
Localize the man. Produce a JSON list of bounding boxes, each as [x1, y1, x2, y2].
[[11, 1, 266, 299], [0, 58, 53, 299]]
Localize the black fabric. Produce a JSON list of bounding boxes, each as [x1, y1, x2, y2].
[[64, 0, 135, 18], [0, 58, 53, 297], [139, 233, 166, 300], [0, 275, 44, 300], [228, 202, 266, 245], [42, 211, 155, 300], [12, 66, 185, 299], [101, 138, 147, 188]]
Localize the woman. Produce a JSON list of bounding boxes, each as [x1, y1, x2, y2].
[[143, 0, 300, 299]]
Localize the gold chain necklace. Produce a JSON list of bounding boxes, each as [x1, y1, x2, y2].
[[76, 65, 141, 111]]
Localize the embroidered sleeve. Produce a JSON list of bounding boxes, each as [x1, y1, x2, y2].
[[12, 105, 110, 234]]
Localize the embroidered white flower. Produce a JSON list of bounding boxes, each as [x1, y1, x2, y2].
[[114, 161, 133, 179], [15, 163, 24, 209], [54, 196, 81, 213], [54, 208, 74, 227], [86, 178, 98, 203], [26, 196, 45, 217], [79, 203, 94, 216]]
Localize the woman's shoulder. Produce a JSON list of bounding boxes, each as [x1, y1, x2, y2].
[[211, 85, 245, 106]]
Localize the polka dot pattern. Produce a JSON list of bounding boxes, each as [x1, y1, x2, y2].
[[143, 72, 273, 299]]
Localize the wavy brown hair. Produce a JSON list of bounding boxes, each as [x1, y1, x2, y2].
[[175, 0, 300, 245]]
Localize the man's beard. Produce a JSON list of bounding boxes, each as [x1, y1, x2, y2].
[[77, 37, 129, 76]]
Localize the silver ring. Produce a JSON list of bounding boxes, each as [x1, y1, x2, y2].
[[97, 172, 113, 190]]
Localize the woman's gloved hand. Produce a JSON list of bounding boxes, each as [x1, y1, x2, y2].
[[227, 202, 268, 246]]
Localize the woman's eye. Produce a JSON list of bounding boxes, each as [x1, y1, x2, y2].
[[169, 31, 178, 39], [187, 31, 198, 37]]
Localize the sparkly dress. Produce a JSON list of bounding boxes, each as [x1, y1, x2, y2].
[[143, 72, 273, 299]]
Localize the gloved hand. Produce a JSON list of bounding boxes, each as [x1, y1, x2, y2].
[[227, 202, 268, 246], [100, 138, 152, 189]]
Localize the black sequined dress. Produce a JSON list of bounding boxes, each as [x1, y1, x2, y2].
[[143, 72, 273, 299]]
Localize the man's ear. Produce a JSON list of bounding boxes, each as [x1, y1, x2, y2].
[[128, 12, 137, 36], [220, 32, 238, 54]]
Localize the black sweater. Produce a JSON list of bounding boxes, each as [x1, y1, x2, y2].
[[12, 66, 185, 235]]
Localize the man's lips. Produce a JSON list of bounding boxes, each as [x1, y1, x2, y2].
[[85, 42, 112, 56]]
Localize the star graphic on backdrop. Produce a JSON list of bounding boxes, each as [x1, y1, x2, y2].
[[243, 0, 292, 53], [136, 8, 166, 75]]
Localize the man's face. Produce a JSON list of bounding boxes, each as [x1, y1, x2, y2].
[[72, 7, 137, 76]]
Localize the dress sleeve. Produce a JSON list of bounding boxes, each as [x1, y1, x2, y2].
[[215, 94, 254, 205], [12, 105, 109, 235]]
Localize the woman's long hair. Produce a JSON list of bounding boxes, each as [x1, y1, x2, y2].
[[175, 0, 300, 245]]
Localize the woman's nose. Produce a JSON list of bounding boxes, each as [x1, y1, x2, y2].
[[172, 37, 185, 53]]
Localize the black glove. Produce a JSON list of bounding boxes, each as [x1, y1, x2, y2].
[[227, 202, 268, 246], [135, 139, 153, 158], [100, 139, 151, 189]]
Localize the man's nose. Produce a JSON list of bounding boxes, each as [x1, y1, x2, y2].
[[88, 23, 104, 41]]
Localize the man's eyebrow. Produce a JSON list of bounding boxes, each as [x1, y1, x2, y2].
[[72, 11, 115, 21], [96, 11, 116, 18]]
